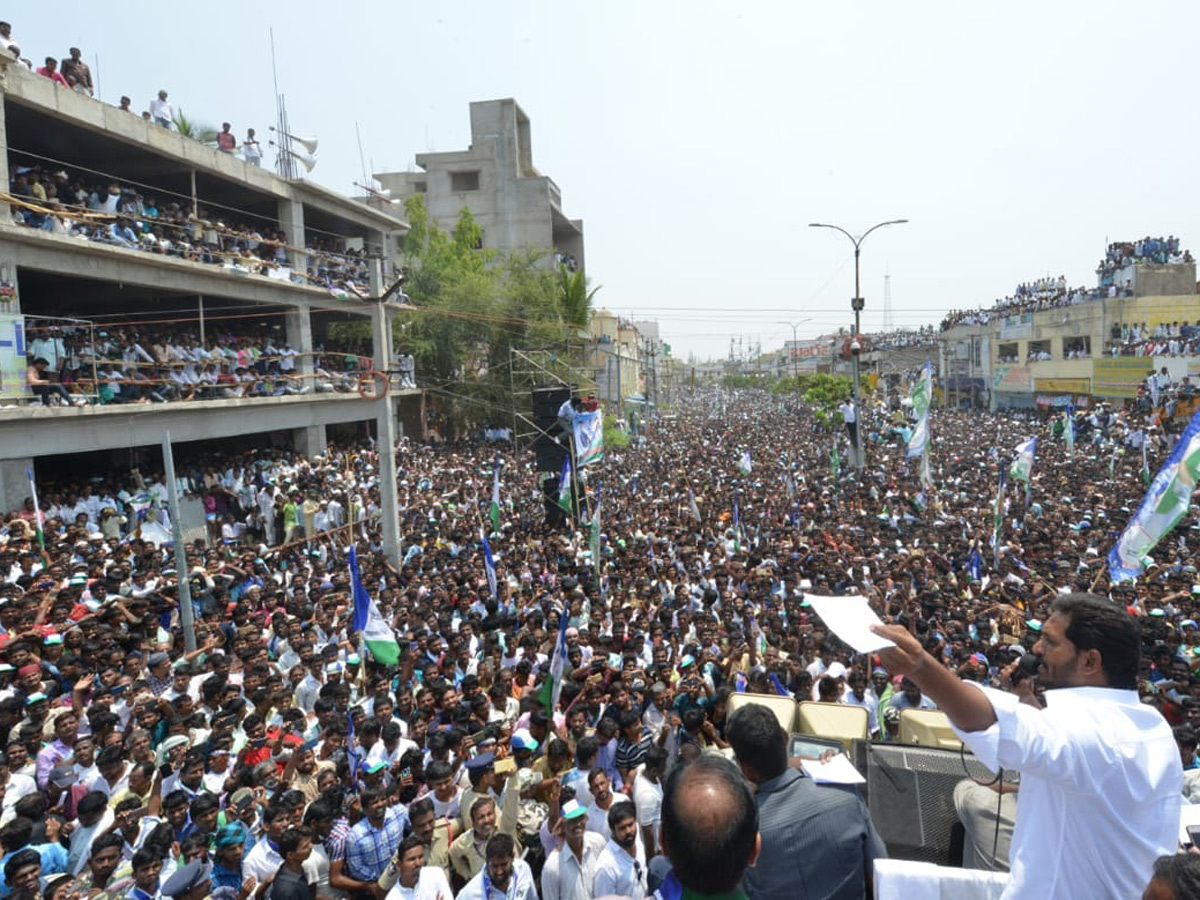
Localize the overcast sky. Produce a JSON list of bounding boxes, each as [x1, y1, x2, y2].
[[15, 2, 1200, 360]]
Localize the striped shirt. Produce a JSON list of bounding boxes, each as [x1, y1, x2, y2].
[[743, 769, 885, 900]]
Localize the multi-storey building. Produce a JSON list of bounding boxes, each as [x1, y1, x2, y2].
[[938, 261, 1199, 410], [375, 99, 584, 270], [0, 56, 416, 555]]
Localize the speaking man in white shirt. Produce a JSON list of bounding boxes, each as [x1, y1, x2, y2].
[[875, 593, 1181, 900]]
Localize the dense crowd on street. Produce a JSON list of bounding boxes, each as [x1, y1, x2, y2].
[[0, 385, 1197, 898]]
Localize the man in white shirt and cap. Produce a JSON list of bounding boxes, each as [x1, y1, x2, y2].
[[540, 800, 605, 900]]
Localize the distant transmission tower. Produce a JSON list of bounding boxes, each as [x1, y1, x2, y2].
[[882, 271, 894, 330]]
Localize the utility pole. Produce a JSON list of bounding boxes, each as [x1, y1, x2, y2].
[[161, 431, 196, 653]]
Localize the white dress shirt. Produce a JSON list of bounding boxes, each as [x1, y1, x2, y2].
[[592, 838, 646, 900], [242, 836, 283, 885], [953, 684, 1181, 899], [454, 859, 536, 900], [383, 866, 452, 900], [540, 832, 606, 900]]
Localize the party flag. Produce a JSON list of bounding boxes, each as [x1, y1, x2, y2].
[[488, 453, 501, 533], [1109, 406, 1200, 582], [480, 527, 498, 598], [349, 545, 399, 665], [536, 606, 570, 716]]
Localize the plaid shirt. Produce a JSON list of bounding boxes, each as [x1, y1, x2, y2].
[[345, 806, 409, 881]]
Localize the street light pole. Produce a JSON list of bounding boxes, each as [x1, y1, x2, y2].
[[808, 219, 908, 472], [778, 318, 813, 382]]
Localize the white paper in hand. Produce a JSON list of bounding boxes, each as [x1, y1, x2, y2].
[[804, 594, 895, 654], [801, 753, 866, 785]]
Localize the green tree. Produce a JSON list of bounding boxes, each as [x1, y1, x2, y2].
[[172, 109, 218, 143], [558, 265, 599, 331]]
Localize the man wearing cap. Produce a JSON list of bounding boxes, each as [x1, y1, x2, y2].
[[448, 757, 520, 887], [162, 856, 213, 900], [539, 800, 605, 900]]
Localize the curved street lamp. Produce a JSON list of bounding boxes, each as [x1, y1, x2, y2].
[[809, 220, 908, 471]]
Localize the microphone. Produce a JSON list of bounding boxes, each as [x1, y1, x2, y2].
[[1017, 653, 1042, 679]]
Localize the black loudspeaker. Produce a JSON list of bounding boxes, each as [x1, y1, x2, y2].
[[542, 475, 568, 527], [534, 436, 568, 473], [531, 386, 573, 474], [852, 740, 1002, 865], [532, 386, 571, 421]]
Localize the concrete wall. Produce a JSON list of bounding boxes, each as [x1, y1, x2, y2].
[[376, 99, 582, 266], [1132, 263, 1196, 299], [0, 393, 413, 459]]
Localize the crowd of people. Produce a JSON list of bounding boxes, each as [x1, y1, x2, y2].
[[21, 321, 371, 407], [1098, 237, 1192, 284], [942, 237, 1196, 332], [2, 22, 263, 166], [939, 280, 1134, 332], [8, 161, 373, 297], [0, 383, 1195, 897], [1108, 320, 1200, 359], [861, 327, 937, 351]]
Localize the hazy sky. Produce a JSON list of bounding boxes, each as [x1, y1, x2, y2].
[[14, 2, 1200, 360]]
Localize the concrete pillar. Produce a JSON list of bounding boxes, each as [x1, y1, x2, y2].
[[0, 249, 21, 317], [371, 301, 401, 564], [284, 309, 314, 379], [0, 57, 11, 226], [292, 425, 327, 457], [0, 458, 32, 513], [277, 199, 306, 273]]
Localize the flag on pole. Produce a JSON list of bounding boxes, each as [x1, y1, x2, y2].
[[557, 456, 573, 515], [733, 490, 742, 553], [25, 467, 43, 549], [831, 442, 840, 479], [346, 709, 362, 784], [349, 545, 400, 665], [572, 410, 604, 467], [488, 453, 501, 533], [589, 487, 602, 571], [480, 527, 498, 598], [1142, 439, 1150, 487], [1009, 437, 1037, 483], [536, 606, 570, 716], [738, 450, 752, 474], [688, 486, 701, 522], [906, 361, 933, 459], [991, 468, 1007, 566], [1109, 406, 1200, 582], [1064, 405, 1075, 461], [967, 543, 983, 581]]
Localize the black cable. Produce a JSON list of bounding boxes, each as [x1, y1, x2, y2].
[[991, 769, 1004, 869]]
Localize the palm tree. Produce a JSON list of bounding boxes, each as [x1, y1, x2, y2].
[[558, 264, 599, 332], [172, 109, 219, 144]]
